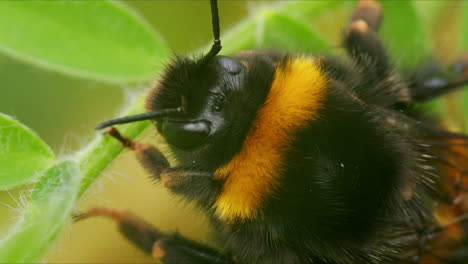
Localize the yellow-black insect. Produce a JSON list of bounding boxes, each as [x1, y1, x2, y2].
[[80, 0, 468, 263]]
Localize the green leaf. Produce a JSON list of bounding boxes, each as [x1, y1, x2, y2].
[[0, 113, 55, 190], [462, 1, 468, 51], [413, 1, 445, 27], [460, 1, 468, 120], [0, 1, 168, 83], [219, 5, 331, 56], [0, 161, 80, 263], [219, 20, 257, 56], [281, 0, 347, 21], [260, 10, 330, 53], [279, 1, 354, 46], [379, 1, 431, 70]]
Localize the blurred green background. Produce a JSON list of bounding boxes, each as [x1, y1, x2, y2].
[[0, 0, 466, 263]]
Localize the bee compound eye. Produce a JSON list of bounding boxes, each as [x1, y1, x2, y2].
[[160, 120, 211, 150], [218, 56, 242, 75]]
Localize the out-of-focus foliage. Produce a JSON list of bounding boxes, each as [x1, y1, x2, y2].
[[0, 114, 54, 190], [0, 161, 80, 263], [0, 1, 168, 83]]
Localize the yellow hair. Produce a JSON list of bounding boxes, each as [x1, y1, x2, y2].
[[213, 56, 328, 221]]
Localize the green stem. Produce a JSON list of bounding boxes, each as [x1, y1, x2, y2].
[[75, 96, 150, 197]]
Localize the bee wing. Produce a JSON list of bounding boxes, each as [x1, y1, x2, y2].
[[402, 131, 468, 263], [422, 136, 468, 263], [373, 107, 468, 263]]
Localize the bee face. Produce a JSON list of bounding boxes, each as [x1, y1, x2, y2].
[[146, 54, 276, 169], [147, 56, 242, 149]]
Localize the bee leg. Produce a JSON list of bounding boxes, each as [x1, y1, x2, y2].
[[344, 0, 392, 85], [75, 207, 235, 264], [408, 54, 468, 102], [106, 127, 170, 178], [74, 207, 162, 254], [105, 127, 217, 199], [159, 168, 219, 202], [350, 0, 382, 32]]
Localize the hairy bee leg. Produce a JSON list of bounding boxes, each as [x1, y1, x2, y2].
[[350, 0, 382, 32], [150, 233, 235, 264], [344, 1, 392, 84], [74, 207, 162, 253], [159, 168, 218, 201], [408, 55, 468, 102], [105, 127, 215, 194], [75, 207, 235, 264], [106, 127, 170, 178]]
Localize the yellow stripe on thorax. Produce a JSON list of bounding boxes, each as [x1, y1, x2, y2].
[[213, 56, 328, 222]]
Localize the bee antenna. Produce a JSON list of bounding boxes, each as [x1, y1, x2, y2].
[[95, 107, 183, 130], [201, 0, 222, 64]]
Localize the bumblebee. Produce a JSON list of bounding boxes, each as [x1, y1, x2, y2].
[[80, 0, 468, 263]]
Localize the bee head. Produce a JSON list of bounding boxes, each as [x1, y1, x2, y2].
[[95, 0, 274, 168], [147, 55, 246, 150], [94, 0, 226, 148]]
